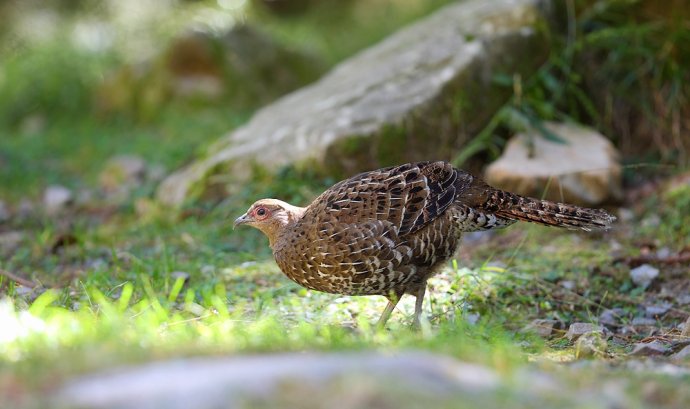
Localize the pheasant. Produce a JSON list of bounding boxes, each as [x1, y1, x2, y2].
[[234, 161, 615, 326]]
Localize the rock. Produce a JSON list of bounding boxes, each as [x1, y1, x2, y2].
[[157, 0, 555, 206], [645, 303, 672, 318], [629, 340, 668, 357], [631, 317, 658, 327], [599, 308, 625, 327], [170, 271, 190, 284], [43, 185, 73, 214], [57, 352, 502, 409], [671, 345, 690, 362], [147, 164, 167, 183], [485, 122, 622, 206], [574, 331, 607, 359], [17, 198, 35, 218], [566, 323, 606, 342], [656, 247, 671, 259], [521, 319, 559, 338], [630, 264, 659, 289], [682, 316, 690, 337], [677, 294, 690, 306], [0, 231, 25, 257], [99, 155, 147, 191], [559, 280, 576, 291], [0, 200, 9, 222]]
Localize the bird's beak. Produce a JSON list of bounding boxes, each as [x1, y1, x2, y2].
[[233, 213, 251, 230]]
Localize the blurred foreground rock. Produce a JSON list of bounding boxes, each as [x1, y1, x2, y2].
[[56, 351, 636, 409], [485, 122, 622, 206], [157, 0, 555, 206]]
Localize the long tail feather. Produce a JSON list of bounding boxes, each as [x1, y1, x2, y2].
[[492, 191, 616, 231]]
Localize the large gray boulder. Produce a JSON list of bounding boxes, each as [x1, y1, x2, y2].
[[157, 0, 556, 207]]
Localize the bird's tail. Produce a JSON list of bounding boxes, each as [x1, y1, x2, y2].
[[490, 190, 616, 231]]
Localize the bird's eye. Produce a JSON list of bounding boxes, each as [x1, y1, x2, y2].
[[255, 207, 267, 217]]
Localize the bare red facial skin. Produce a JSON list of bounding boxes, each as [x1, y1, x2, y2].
[[253, 206, 270, 221]]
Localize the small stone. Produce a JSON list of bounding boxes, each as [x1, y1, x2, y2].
[[86, 258, 108, 271], [14, 286, 34, 296], [171, 271, 190, 284], [200, 265, 215, 276], [0, 231, 25, 256], [677, 294, 690, 306], [630, 264, 659, 289], [656, 247, 671, 259], [17, 198, 35, 218], [99, 155, 147, 191], [632, 317, 658, 327], [75, 189, 96, 206], [575, 331, 607, 359], [43, 185, 73, 214], [599, 308, 625, 327], [0, 200, 9, 222], [644, 303, 671, 318], [521, 319, 559, 338], [559, 280, 576, 291], [616, 208, 634, 223], [671, 345, 690, 362], [566, 323, 605, 342], [629, 340, 668, 357], [465, 313, 480, 326]]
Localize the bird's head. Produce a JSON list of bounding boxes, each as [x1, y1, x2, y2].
[[233, 198, 306, 247]]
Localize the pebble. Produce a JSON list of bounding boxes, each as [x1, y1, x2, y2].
[[629, 340, 668, 357], [644, 303, 671, 318], [671, 345, 690, 362], [631, 317, 658, 327], [599, 308, 625, 327], [521, 319, 559, 338], [0, 231, 25, 255], [574, 331, 607, 359], [43, 185, 73, 214], [171, 271, 191, 284], [566, 323, 606, 342], [629, 264, 659, 289], [676, 294, 690, 306], [0, 200, 9, 222]]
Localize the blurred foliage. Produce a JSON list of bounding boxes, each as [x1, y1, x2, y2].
[[640, 182, 690, 249], [453, 0, 690, 171], [0, 0, 452, 200], [0, 39, 112, 129]]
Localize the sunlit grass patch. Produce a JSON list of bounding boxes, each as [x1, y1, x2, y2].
[[0, 260, 528, 388]]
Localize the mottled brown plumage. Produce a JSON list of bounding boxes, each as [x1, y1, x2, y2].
[[234, 161, 615, 326]]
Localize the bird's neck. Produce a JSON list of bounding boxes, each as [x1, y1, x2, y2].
[[266, 205, 307, 249]]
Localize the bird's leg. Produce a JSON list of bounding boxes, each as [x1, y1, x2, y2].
[[412, 284, 427, 329], [376, 291, 402, 329]]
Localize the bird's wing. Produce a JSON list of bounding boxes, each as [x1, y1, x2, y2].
[[275, 217, 417, 295], [307, 161, 473, 236]]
